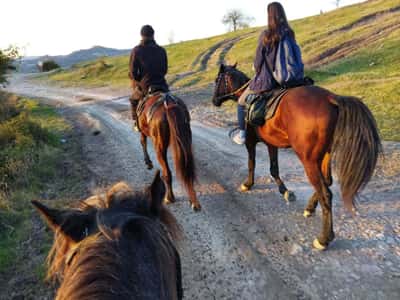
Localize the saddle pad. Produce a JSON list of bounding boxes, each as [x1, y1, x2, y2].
[[142, 93, 190, 124], [265, 89, 289, 120]]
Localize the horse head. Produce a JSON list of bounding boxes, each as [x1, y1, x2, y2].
[[32, 171, 183, 299], [212, 63, 250, 107]]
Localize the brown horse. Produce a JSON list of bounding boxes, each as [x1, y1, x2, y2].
[[32, 171, 183, 300], [130, 81, 201, 211], [212, 64, 381, 250]]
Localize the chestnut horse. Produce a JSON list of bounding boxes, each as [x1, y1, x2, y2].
[[32, 171, 183, 300], [212, 64, 381, 250], [130, 82, 201, 211]]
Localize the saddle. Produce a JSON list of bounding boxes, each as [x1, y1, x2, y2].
[[136, 92, 190, 128], [245, 77, 314, 127]]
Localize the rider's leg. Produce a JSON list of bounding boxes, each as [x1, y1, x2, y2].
[[232, 87, 252, 145], [129, 97, 140, 131]]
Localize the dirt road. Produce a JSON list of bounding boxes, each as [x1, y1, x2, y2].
[[6, 74, 400, 299]]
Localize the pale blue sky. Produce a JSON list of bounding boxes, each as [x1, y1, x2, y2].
[[1, 0, 365, 56]]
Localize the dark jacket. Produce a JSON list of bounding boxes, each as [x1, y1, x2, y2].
[[129, 39, 169, 92], [249, 30, 277, 93], [249, 29, 303, 92]]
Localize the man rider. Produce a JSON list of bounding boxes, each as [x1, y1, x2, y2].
[[128, 25, 169, 131]]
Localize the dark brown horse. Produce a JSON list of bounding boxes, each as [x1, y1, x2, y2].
[[212, 64, 381, 250], [130, 81, 201, 211], [32, 171, 183, 300]]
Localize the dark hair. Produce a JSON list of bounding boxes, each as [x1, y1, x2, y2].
[[140, 25, 154, 38], [263, 2, 295, 46]]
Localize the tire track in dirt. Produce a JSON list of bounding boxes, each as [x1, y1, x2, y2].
[[304, 6, 400, 68], [303, 6, 400, 48], [307, 22, 400, 68], [169, 32, 256, 87]]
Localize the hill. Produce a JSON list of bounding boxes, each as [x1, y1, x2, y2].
[[19, 46, 130, 72], [44, 0, 400, 140]]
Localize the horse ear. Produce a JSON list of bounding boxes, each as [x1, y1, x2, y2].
[[31, 200, 95, 242], [233, 62, 237, 68], [106, 181, 133, 206], [147, 170, 166, 216], [219, 63, 225, 73]]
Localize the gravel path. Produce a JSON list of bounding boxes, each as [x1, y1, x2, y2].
[[5, 74, 400, 299]]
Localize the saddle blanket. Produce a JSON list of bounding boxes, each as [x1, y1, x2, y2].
[[245, 88, 289, 126]]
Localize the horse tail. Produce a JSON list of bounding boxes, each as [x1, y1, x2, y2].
[[330, 95, 382, 210], [164, 100, 197, 198]]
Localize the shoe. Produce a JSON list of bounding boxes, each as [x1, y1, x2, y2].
[[231, 130, 246, 145], [132, 122, 139, 132]]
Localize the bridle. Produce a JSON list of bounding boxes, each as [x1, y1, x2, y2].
[[214, 70, 250, 102]]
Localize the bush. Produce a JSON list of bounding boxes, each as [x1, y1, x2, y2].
[[0, 92, 58, 203], [0, 46, 19, 85], [38, 60, 60, 72]]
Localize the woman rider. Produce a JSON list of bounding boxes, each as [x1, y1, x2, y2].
[[231, 2, 303, 144]]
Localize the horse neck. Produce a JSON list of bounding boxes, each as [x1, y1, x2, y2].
[[232, 70, 250, 98], [56, 231, 178, 300]]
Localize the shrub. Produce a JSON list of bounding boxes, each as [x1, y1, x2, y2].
[[38, 60, 60, 72]]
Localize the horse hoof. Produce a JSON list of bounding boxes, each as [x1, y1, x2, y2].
[[284, 191, 296, 202], [303, 210, 314, 218], [191, 203, 201, 212], [240, 183, 251, 192], [313, 238, 327, 251], [146, 164, 153, 170]]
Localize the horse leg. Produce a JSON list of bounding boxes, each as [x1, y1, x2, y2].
[[240, 131, 257, 192], [304, 161, 335, 250], [140, 133, 153, 170], [304, 152, 332, 218], [155, 143, 175, 204], [267, 144, 295, 202], [321, 152, 332, 186]]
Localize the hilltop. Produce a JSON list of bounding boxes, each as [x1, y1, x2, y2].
[[43, 0, 399, 140], [19, 46, 130, 72]]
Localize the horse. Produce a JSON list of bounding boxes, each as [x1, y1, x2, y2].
[[32, 171, 183, 300], [129, 80, 201, 211], [212, 63, 382, 250]]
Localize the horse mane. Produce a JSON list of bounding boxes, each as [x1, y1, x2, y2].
[[229, 66, 250, 84], [46, 182, 182, 299]]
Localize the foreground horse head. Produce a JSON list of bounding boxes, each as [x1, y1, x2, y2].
[[32, 171, 183, 300], [212, 63, 250, 107]]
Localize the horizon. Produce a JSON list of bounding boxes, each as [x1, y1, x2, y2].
[[2, 0, 366, 57]]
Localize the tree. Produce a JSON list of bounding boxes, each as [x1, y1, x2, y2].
[[333, 0, 341, 8], [0, 46, 19, 86], [222, 9, 254, 32]]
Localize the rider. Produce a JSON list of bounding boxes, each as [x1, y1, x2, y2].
[[231, 2, 303, 144], [128, 25, 169, 131]]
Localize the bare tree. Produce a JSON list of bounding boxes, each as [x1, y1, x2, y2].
[[222, 9, 254, 32], [333, 0, 341, 8]]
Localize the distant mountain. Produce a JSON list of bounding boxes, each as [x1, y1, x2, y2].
[[18, 46, 130, 73]]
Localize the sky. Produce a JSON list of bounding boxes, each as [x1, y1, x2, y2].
[[1, 0, 366, 57]]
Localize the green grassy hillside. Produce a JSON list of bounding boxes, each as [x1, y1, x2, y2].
[[45, 0, 400, 140]]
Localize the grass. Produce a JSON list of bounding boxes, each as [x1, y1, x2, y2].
[[0, 92, 92, 300], [0, 92, 70, 274], [41, 0, 400, 140]]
